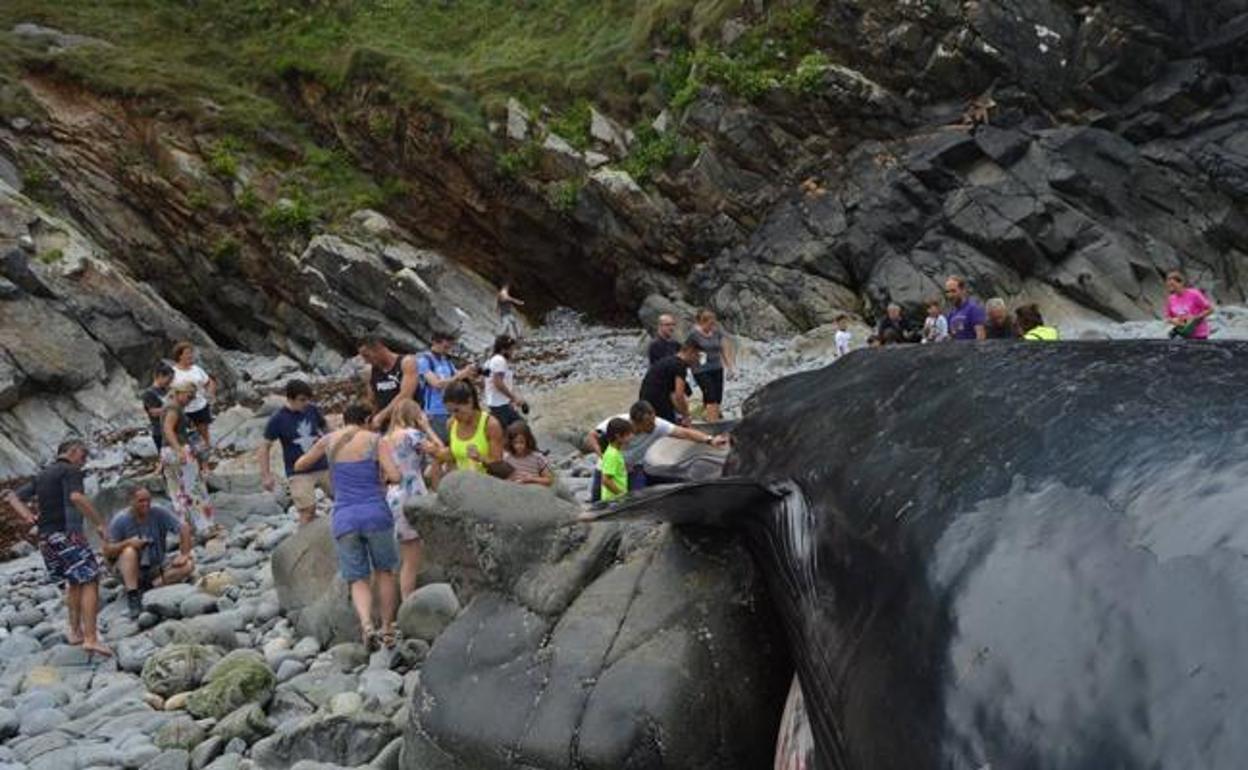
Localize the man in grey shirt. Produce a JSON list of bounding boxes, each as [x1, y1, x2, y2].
[[586, 401, 729, 498], [102, 487, 195, 619]]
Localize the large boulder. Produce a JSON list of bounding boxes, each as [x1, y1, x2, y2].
[[141, 644, 224, 698], [186, 650, 275, 719], [271, 517, 338, 615], [273, 511, 406, 647], [400, 473, 790, 769], [251, 711, 400, 769]]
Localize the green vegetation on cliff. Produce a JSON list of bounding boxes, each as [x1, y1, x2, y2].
[[0, 0, 746, 135]]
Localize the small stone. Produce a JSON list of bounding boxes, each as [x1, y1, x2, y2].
[[329, 642, 369, 673], [197, 572, 234, 598], [224, 737, 246, 755], [164, 692, 190, 711], [18, 706, 64, 736], [329, 691, 363, 715], [180, 593, 218, 618], [22, 665, 60, 690], [190, 735, 224, 770], [210, 702, 273, 746], [139, 612, 160, 629], [358, 670, 403, 704], [154, 716, 206, 750], [292, 637, 320, 657], [144, 693, 166, 710], [275, 659, 305, 684], [140, 748, 191, 770]]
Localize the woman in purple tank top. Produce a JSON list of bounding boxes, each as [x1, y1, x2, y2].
[[296, 402, 402, 649]]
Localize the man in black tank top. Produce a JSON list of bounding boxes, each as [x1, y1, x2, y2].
[[358, 335, 420, 429]]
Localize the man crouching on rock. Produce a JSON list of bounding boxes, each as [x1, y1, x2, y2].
[[102, 487, 194, 621], [5, 439, 112, 657]]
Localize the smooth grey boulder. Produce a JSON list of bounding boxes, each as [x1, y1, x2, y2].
[[141, 748, 191, 770], [394, 584, 459, 642], [143, 585, 199, 619], [211, 703, 273, 746], [251, 712, 399, 770], [401, 473, 789, 770]]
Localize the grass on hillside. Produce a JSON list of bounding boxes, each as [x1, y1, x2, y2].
[[0, 0, 744, 138], [0, 0, 831, 230]]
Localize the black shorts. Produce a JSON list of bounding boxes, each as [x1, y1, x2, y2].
[[694, 369, 725, 405], [489, 404, 522, 430], [186, 405, 214, 426]]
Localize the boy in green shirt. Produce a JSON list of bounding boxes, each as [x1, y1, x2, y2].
[[599, 418, 634, 501]]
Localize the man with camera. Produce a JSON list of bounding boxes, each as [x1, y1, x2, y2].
[[102, 487, 195, 620]]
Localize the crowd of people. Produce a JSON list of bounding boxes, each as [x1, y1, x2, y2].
[[0, 270, 1218, 657]]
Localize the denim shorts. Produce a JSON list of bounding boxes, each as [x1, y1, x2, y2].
[[335, 528, 400, 582]]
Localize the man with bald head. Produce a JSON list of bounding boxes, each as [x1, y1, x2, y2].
[[647, 314, 682, 364], [103, 487, 195, 620]]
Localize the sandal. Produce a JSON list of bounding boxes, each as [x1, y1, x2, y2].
[[361, 623, 379, 652], [381, 627, 398, 650]]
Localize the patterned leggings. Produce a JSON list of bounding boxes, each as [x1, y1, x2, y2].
[[161, 446, 215, 534]]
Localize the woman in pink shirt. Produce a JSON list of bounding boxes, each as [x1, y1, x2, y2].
[[1164, 271, 1214, 340]]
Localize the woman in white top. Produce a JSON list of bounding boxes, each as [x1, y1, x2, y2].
[[483, 335, 527, 431], [171, 341, 217, 447]]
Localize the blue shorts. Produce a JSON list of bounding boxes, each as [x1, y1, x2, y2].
[[335, 528, 400, 582], [39, 531, 100, 586]]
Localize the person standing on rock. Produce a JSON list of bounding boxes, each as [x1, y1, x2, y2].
[[586, 400, 728, 499], [419, 331, 478, 444], [598, 418, 634, 502], [648, 314, 682, 363], [984, 298, 1017, 339], [162, 381, 216, 535], [142, 363, 175, 453], [7, 439, 112, 657], [358, 335, 420, 431], [102, 487, 194, 620], [687, 309, 734, 422], [437, 381, 505, 474], [497, 283, 525, 339], [503, 421, 553, 487], [295, 402, 402, 650], [381, 401, 442, 599], [639, 340, 699, 426], [944, 276, 987, 341], [922, 298, 950, 343], [876, 304, 916, 344], [259, 379, 333, 526], [484, 335, 528, 430], [1016, 305, 1060, 341], [171, 341, 217, 448], [1164, 271, 1215, 340]]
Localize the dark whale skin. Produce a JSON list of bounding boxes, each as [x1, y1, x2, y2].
[[718, 341, 1248, 770]]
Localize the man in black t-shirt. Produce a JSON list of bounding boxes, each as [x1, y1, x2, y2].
[[5, 439, 112, 656], [142, 363, 175, 451], [647, 314, 682, 364], [639, 341, 700, 426]]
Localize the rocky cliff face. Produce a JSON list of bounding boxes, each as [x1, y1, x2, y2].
[[2, 1, 1247, 474]]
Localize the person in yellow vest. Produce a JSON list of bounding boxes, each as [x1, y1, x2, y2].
[[436, 381, 505, 474], [1016, 304, 1059, 341]]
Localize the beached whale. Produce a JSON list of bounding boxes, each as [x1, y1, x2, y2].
[[595, 341, 1248, 770]]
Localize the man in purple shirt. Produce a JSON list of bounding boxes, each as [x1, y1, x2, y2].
[[944, 276, 987, 340]]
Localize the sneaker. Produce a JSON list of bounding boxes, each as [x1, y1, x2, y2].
[[126, 590, 143, 621]]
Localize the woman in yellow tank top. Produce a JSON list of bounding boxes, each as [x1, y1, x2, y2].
[[438, 381, 505, 474]]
